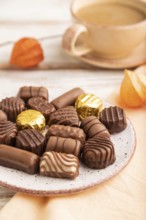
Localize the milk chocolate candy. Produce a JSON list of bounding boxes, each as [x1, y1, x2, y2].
[[16, 129, 45, 156], [46, 125, 86, 144], [27, 97, 56, 119], [82, 137, 116, 169], [0, 97, 25, 122], [0, 144, 40, 174], [99, 106, 127, 134], [18, 86, 48, 102], [46, 136, 82, 157], [51, 87, 84, 109], [0, 110, 7, 121], [0, 121, 17, 145], [40, 151, 79, 179], [48, 106, 79, 127], [81, 116, 110, 139]]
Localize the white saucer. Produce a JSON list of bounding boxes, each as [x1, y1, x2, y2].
[[78, 40, 146, 69]]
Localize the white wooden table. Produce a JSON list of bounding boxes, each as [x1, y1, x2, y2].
[[0, 0, 124, 210]]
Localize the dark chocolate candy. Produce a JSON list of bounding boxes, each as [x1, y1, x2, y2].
[[48, 106, 79, 127], [0, 144, 40, 174], [0, 110, 7, 122], [81, 116, 110, 139], [99, 106, 127, 134], [51, 87, 84, 109], [0, 97, 25, 122], [27, 97, 55, 119], [46, 136, 82, 157], [82, 137, 116, 169], [0, 121, 17, 146], [16, 129, 45, 156], [40, 151, 79, 179], [18, 86, 48, 102], [46, 124, 86, 144]]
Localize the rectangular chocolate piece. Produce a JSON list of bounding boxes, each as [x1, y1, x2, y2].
[[40, 151, 79, 179], [0, 144, 40, 174], [18, 86, 48, 102], [46, 136, 82, 158], [51, 87, 84, 109], [46, 125, 86, 144]]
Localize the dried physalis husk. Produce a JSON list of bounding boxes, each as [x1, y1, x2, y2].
[[10, 38, 44, 69], [75, 94, 103, 120], [120, 66, 146, 107]]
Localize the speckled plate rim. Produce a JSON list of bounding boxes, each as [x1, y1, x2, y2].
[[0, 118, 136, 196]]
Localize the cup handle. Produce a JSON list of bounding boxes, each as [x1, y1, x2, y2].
[[62, 24, 91, 56]]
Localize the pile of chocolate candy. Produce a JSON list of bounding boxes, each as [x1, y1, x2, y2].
[[0, 86, 127, 179]]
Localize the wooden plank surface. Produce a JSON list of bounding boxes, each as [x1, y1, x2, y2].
[[0, 0, 125, 211]]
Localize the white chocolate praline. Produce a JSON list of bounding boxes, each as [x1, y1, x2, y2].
[[40, 152, 79, 179]]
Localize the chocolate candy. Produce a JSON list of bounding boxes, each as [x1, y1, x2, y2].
[[0, 110, 7, 121], [27, 97, 56, 119], [0, 97, 25, 122], [75, 94, 103, 120], [17, 109, 46, 130], [82, 137, 116, 169], [46, 124, 86, 144], [99, 106, 127, 134], [40, 151, 79, 179], [51, 87, 84, 109], [48, 106, 79, 127], [0, 144, 40, 174], [0, 121, 17, 145], [16, 129, 45, 156], [81, 116, 110, 139], [18, 86, 48, 102], [46, 136, 82, 157]]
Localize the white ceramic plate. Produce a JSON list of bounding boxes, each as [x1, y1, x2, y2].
[[0, 98, 136, 196]]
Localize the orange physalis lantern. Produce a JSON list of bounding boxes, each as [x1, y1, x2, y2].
[[120, 66, 146, 107], [10, 38, 44, 69]]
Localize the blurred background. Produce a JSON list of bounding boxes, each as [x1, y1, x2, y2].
[[0, 0, 72, 42]]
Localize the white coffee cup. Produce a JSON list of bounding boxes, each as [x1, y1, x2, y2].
[[62, 0, 146, 59]]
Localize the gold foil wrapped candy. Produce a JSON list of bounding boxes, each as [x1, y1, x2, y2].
[[75, 94, 102, 120], [16, 109, 46, 130]]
